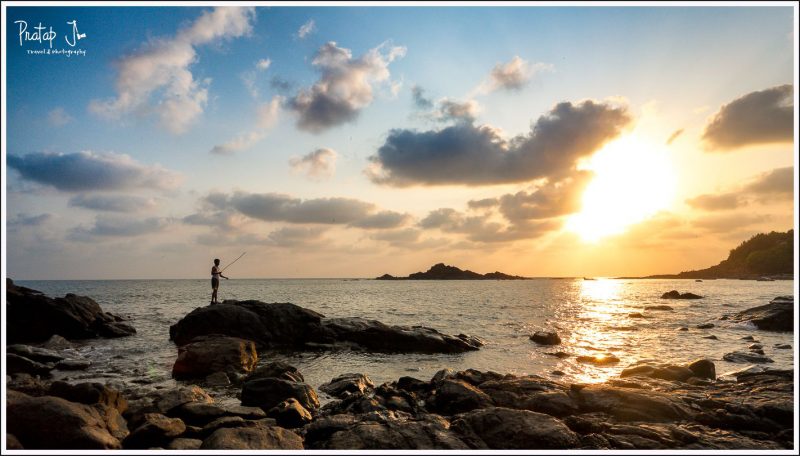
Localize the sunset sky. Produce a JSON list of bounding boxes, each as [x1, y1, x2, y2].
[[3, 5, 797, 279]]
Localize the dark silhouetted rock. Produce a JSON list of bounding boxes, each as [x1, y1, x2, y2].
[[48, 382, 128, 413], [645, 305, 674, 311], [172, 335, 257, 379], [56, 359, 92, 370], [730, 296, 793, 331], [7, 353, 54, 376], [723, 351, 774, 364], [7, 433, 24, 449], [774, 344, 791, 349], [247, 361, 305, 383], [696, 323, 715, 329], [530, 331, 561, 345], [205, 371, 231, 386], [379, 263, 530, 280], [123, 413, 186, 449], [661, 290, 703, 299], [200, 424, 303, 449], [687, 359, 716, 380], [576, 354, 620, 365], [266, 398, 313, 428], [428, 379, 494, 415], [320, 373, 375, 398], [166, 438, 203, 449], [451, 407, 580, 449], [575, 385, 691, 422], [7, 344, 65, 363], [6, 279, 135, 343], [169, 403, 228, 426], [241, 377, 320, 412], [41, 334, 76, 350]]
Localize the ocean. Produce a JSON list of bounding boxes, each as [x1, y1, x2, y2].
[[14, 278, 795, 405]]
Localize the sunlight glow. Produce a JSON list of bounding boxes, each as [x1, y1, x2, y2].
[[566, 135, 676, 242]]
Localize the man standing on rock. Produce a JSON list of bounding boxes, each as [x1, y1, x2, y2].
[[211, 258, 229, 304]]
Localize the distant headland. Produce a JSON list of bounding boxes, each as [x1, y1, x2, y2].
[[639, 229, 794, 280], [376, 263, 531, 280]]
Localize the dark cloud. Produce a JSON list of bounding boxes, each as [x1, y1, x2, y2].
[[436, 99, 479, 123], [686, 193, 743, 211], [202, 191, 375, 225], [702, 84, 793, 150], [182, 210, 245, 230], [68, 194, 158, 212], [7, 213, 52, 228], [288, 41, 406, 133], [368, 100, 631, 186], [348, 211, 412, 229], [70, 216, 171, 240], [744, 166, 793, 197], [467, 198, 499, 210], [411, 85, 434, 110], [419, 207, 559, 243], [685, 166, 793, 211], [270, 77, 294, 93], [7, 151, 181, 192], [497, 171, 593, 222], [666, 128, 684, 145]]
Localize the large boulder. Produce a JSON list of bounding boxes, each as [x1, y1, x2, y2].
[[451, 407, 580, 449], [200, 424, 303, 449], [247, 362, 305, 383], [241, 377, 320, 412], [722, 351, 774, 364], [319, 373, 375, 398], [266, 398, 313, 428], [48, 382, 128, 413], [6, 279, 135, 343], [172, 335, 258, 379], [530, 331, 561, 345], [7, 353, 54, 376], [123, 413, 186, 449], [687, 359, 716, 380], [574, 385, 692, 422], [730, 296, 794, 331], [6, 390, 122, 449], [427, 379, 494, 415]]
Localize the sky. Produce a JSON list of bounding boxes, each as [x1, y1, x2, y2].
[[2, 4, 797, 279]]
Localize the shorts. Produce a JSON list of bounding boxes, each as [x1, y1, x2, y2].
[[211, 277, 220, 289]]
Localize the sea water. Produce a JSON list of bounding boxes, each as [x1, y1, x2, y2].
[[14, 278, 795, 403]]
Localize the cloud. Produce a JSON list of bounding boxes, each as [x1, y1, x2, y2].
[[666, 128, 684, 145], [436, 99, 480, 123], [467, 198, 499, 210], [210, 95, 282, 155], [368, 99, 632, 186], [691, 213, 770, 233], [496, 171, 594, 222], [266, 226, 326, 247], [68, 194, 158, 212], [685, 166, 793, 211], [7, 213, 52, 228], [475, 56, 554, 94], [89, 7, 255, 134], [270, 77, 294, 93], [8, 151, 182, 192], [297, 19, 316, 39], [204, 191, 375, 224], [702, 84, 793, 150], [256, 58, 271, 71], [289, 148, 337, 180], [368, 228, 422, 245], [70, 216, 171, 239], [47, 107, 73, 127], [288, 41, 406, 132], [418, 207, 559, 243], [411, 85, 434, 109], [348, 211, 412, 229], [182, 210, 246, 230]]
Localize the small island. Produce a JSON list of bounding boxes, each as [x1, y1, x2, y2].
[[376, 263, 531, 280]]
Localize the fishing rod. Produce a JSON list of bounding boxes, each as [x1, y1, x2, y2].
[[220, 251, 247, 273]]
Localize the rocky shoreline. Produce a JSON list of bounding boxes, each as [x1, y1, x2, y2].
[[4, 281, 796, 449]]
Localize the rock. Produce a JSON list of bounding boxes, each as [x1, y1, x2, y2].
[[56, 359, 92, 370], [431, 368, 456, 383], [222, 405, 268, 420], [7, 390, 122, 449], [266, 398, 313, 428], [575, 385, 691, 422], [6, 373, 50, 396], [166, 438, 203, 449], [205, 371, 231, 386], [645, 305, 674, 311], [247, 361, 305, 382], [629, 313, 646, 318], [319, 373, 375, 398], [428, 379, 494, 415], [741, 336, 755, 341], [730, 296, 793, 331], [451, 407, 580, 449], [7, 353, 54, 376], [723, 351, 774, 364], [696, 323, 715, 329], [678, 327, 689, 331], [199, 416, 248, 436], [40, 334, 76, 350], [7, 433, 24, 449], [200, 424, 303, 449], [318, 317, 484, 353], [661, 290, 703, 299], [703, 335, 718, 340], [241, 377, 320, 412], [7, 344, 66, 363], [620, 364, 693, 382], [530, 330, 561, 345], [150, 385, 214, 414], [545, 351, 571, 358], [6, 279, 136, 343], [750, 348, 766, 355], [774, 344, 791, 349], [576, 354, 620, 365], [123, 413, 186, 449], [748, 343, 763, 350], [305, 413, 469, 449], [48, 382, 128, 413], [169, 402, 227, 426], [172, 335, 258, 379], [686, 359, 716, 380]]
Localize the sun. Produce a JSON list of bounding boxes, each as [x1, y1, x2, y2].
[[566, 134, 676, 242]]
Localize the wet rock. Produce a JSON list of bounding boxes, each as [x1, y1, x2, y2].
[[678, 327, 689, 331], [530, 330, 561, 345], [545, 351, 571, 358], [305, 413, 468, 449], [703, 335, 718, 340], [620, 364, 693, 382], [551, 370, 565, 376], [6, 279, 136, 343], [8, 344, 66, 363], [396, 376, 431, 392], [166, 438, 203, 449], [748, 343, 763, 350], [169, 402, 227, 426], [687, 359, 716, 380], [645, 305, 674, 311], [320, 373, 375, 398], [576, 354, 620, 365], [199, 416, 248, 436], [40, 334, 76, 350], [575, 385, 691, 422], [172, 335, 258, 379], [428, 378, 494, 415], [696, 323, 715, 329], [7, 390, 122, 449], [730, 296, 793, 331], [48, 382, 128, 413], [661, 290, 703, 299], [431, 368, 456, 383], [200, 424, 303, 449], [629, 313, 646, 318], [222, 405, 268, 420], [150, 385, 214, 415], [56, 359, 92, 370], [205, 371, 231, 386], [7, 353, 54, 376], [241, 377, 320, 412], [722, 351, 774, 364], [774, 344, 791, 349], [123, 413, 186, 449], [740, 335, 755, 341], [6, 373, 50, 396], [247, 361, 305, 383], [266, 398, 313, 428], [451, 407, 580, 449]]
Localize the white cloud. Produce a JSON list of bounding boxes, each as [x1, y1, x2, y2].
[[47, 107, 74, 127], [474, 56, 554, 95], [89, 7, 255, 134], [297, 19, 315, 39], [256, 58, 272, 71], [289, 148, 338, 180], [210, 95, 282, 155]]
